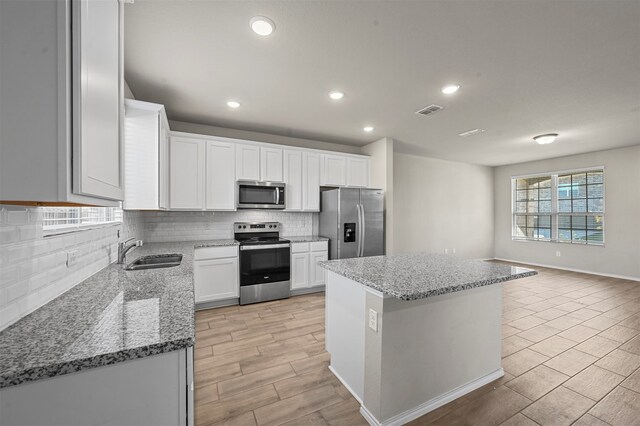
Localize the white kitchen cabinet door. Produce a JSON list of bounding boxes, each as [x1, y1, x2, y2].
[[158, 110, 170, 209], [169, 137, 205, 209], [123, 99, 169, 210], [206, 141, 236, 210], [309, 251, 328, 287], [347, 157, 370, 188], [291, 252, 310, 290], [235, 144, 260, 181], [72, 0, 123, 201], [320, 154, 347, 187], [194, 257, 239, 303], [260, 147, 283, 182], [283, 150, 303, 211], [303, 152, 320, 211]]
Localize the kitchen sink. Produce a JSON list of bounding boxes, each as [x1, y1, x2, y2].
[[125, 254, 183, 271]]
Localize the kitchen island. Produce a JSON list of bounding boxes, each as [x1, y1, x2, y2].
[[319, 253, 536, 426]]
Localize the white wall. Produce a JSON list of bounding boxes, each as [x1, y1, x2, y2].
[[0, 207, 143, 331], [494, 145, 640, 280], [361, 137, 394, 254], [141, 211, 315, 243], [169, 120, 363, 155], [393, 153, 495, 259]]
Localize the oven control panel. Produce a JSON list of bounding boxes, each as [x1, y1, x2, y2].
[[235, 222, 280, 233]]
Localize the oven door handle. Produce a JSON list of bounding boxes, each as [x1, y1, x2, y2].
[[240, 244, 290, 251]]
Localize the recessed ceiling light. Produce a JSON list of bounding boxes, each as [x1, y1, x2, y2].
[[533, 133, 558, 145], [363, 126, 374, 132], [250, 16, 275, 36], [441, 84, 460, 95], [329, 91, 344, 100], [227, 100, 240, 108]]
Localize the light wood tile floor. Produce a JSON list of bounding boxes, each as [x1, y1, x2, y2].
[[195, 263, 640, 425]]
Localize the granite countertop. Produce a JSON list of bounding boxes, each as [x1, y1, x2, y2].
[[319, 253, 536, 301], [0, 239, 230, 389], [195, 239, 239, 248], [287, 236, 329, 243]]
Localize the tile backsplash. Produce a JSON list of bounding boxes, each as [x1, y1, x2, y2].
[[0, 207, 142, 331], [141, 210, 316, 242]]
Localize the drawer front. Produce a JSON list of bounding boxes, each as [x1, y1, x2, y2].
[[310, 241, 328, 252], [194, 246, 238, 260], [291, 242, 310, 253]]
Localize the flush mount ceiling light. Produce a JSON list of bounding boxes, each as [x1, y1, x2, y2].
[[250, 16, 275, 36], [441, 84, 460, 95], [329, 91, 345, 100], [363, 126, 374, 132], [533, 133, 558, 145], [226, 100, 240, 108]]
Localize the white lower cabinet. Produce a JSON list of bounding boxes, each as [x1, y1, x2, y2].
[[291, 252, 310, 290], [290, 241, 328, 292], [310, 250, 328, 286], [194, 246, 239, 304]]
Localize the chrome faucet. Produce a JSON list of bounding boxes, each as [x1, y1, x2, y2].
[[118, 238, 142, 264]]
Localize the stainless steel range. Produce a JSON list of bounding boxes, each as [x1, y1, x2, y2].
[[235, 222, 291, 305]]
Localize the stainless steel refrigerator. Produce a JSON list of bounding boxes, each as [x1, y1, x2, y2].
[[319, 188, 384, 259]]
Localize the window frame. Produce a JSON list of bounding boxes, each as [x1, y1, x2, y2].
[[511, 166, 605, 246], [42, 206, 123, 236]]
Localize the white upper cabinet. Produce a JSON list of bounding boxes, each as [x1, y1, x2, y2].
[[320, 154, 370, 188], [303, 152, 321, 211], [283, 150, 303, 211], [320, 154, 348, 187], [235, 144, 260, 181], [170, 136, 205, 210], [72, 0, 123, 201], [123, 99, 169, 210], [347, 157, 370, 188], [260, 147, 284, 182], [206, 140, 236, 210], [0, 0, 122, 205]]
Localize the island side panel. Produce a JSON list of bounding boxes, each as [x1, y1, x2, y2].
[[325, 271, 367, 402], [374, 284, 503, 423]]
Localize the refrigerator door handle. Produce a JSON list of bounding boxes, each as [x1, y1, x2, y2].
[[360, 203, 366, 257], [356, 203, 362, 257]]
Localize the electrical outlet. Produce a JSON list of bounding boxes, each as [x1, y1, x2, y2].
[[66, 251, 77, 267], [368, 308, 378, 332], [556, 251, 561, 257], [452, 248, 456, 254], [444, 248, 448, 254]]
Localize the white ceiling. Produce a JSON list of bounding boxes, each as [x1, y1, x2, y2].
[[124, 0, 640, 166]]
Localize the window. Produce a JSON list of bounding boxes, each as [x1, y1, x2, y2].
[[512, 168, 604, 245], [42, 206, 122, 234]]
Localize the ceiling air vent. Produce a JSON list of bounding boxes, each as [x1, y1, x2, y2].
[[415, 104, 443, 116]]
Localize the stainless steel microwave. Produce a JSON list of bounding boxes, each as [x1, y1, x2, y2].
[[237, 181, 285, 209]]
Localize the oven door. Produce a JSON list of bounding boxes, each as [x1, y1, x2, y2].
[[239, 244, 291, 286], [237, 182, 285, 209]]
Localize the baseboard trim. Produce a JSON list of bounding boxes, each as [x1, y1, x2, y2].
[[328, 365, 362, 404], [195, 298, 239, 311], [359, 368, 505, 426], [290, 286, 325, 296], [493, 258, 640, 282]]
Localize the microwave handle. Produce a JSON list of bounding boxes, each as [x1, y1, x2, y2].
[[276, 188, 280, 205]]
